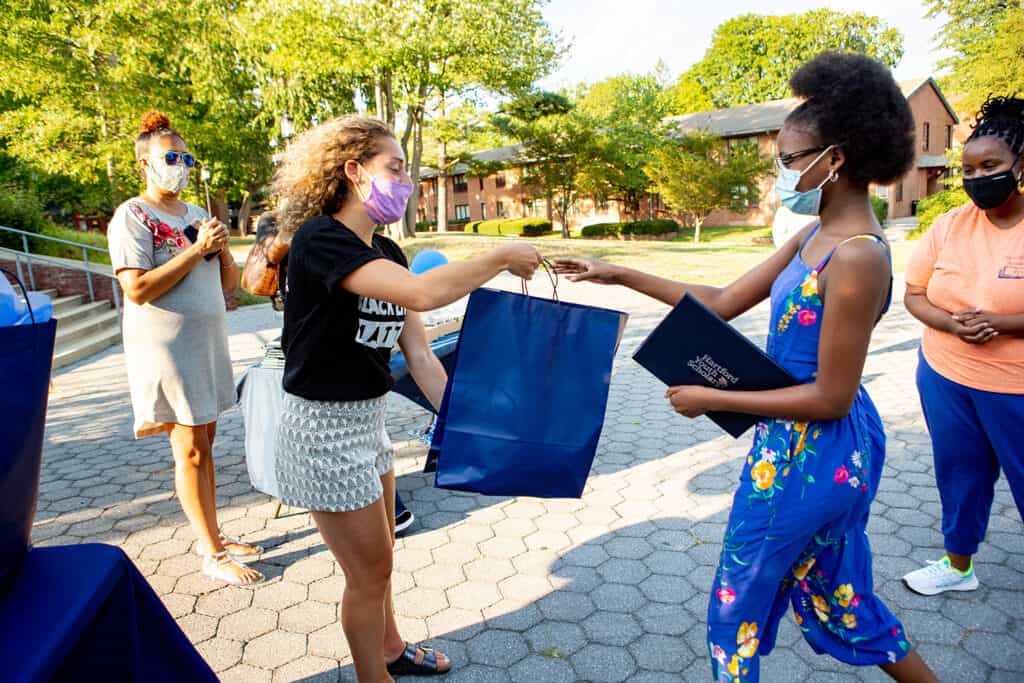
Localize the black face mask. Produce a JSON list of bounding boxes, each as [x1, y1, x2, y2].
[[964, 169, 1021, 210]]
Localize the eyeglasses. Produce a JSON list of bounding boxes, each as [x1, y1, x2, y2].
[[157, 151, 197, 168], [774, 145, 830, 171]]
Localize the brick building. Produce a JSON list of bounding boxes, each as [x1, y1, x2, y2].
[[417, 76, 958, 231]]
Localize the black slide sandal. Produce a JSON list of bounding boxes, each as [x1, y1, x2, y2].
[[386, 643, 450, 676]]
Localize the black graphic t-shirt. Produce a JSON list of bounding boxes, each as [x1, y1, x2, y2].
[[282, 215, 408, 401]]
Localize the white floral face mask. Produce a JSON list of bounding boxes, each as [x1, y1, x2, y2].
[[145, 153, 191, 194]]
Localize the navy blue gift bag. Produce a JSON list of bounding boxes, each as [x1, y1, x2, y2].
[[430, 285, 627, 498], [0, 270, 57, 583]]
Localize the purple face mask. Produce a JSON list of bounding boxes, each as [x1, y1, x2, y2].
[[358, 166, 413, 225]]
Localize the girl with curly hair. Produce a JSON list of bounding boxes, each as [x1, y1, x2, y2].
[[902, 95, 1024, 596], [272, 115, 541, 681], [555, 53, 936, 681], [107, 111, 264, 586]]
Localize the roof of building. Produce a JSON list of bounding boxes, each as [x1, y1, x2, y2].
[[664, 98, 802, 138], [419, 144, 524, 179], [664, 76, 959, 139], [899, 77, 960, 124]]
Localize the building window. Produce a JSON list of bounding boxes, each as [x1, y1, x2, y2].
[[452, 174, 468, 193], [495, 172, 506, 188], [454, 204, 470, 220], [479, 177, 485, 190], [596, 198, 610, 213], [922, 123, 930, 151], [524, 198, 546, 218], [895, 182, 903, 203], [731, 185, 756, 207], [480, 203, 487, 220], [727, 136, 758, 154], [496, 200, 507, 218], [945, 125, 953, 150]]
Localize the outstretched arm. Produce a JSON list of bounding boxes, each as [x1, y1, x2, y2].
[[552, 223, 813, 321]]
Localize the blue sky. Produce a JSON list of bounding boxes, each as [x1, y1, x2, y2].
[[539, 0, 949, 89]]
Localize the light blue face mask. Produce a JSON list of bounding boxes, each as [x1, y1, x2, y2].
[[774, 145, 835, 216]]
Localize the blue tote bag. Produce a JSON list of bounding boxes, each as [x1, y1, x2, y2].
[[0, 270, 57, 582], [431, 284, 627, 498]]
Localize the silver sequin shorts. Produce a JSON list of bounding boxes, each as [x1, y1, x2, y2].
[[275, 393, 394, 512]]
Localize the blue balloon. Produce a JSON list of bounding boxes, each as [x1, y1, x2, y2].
[[410, 249, 448, 275]]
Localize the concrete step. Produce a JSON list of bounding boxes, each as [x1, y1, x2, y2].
[[53, 300, 111, 327], [34, 288, 58, 299], [55, 308, 120, 348], [51, 294, 86, 317], [52, 327, 122, 369]]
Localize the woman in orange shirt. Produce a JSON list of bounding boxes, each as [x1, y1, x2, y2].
[[903, 96, 1024, 596]]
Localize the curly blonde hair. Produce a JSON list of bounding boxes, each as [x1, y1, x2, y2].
[[273, 115, 395, 240]]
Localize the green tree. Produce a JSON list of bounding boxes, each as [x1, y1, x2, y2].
[[497, 94, 598, 238], [645, 131, 771, 243], [575, 73, 669, 220], [0, 0, 178, 209], [520, 112, 598, 239], [0, 0, 282, 223], [686, 10, 903, 108], [358, 0, 563, 236], [925, 1, 1023, 111], [664, 74, 714, 116]]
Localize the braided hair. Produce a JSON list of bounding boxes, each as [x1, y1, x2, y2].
[[967, 96, 1024, 157]]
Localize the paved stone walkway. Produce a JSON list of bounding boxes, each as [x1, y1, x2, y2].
[[34, 274, 1023, 682]]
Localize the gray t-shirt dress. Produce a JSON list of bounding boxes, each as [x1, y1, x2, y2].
[[107, 200, 234, 438]]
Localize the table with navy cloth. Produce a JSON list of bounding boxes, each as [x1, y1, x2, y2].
[[1, 543, 216, 683]]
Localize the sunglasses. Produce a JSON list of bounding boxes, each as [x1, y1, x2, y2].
[[774, 145, 830, 171], [155, 151, 197, 168]]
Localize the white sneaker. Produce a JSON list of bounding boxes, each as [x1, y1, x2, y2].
[[903, 557, 979, 596]]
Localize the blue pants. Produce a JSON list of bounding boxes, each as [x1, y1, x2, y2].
[[917, 353, 1024, 555]]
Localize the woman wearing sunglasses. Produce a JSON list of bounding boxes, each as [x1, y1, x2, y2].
[[107, 110, 263, 585]]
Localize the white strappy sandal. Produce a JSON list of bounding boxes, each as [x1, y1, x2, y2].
[[195, 532, 264, 563], [202, 550, 265, 586], [218, 532, 264, 563]]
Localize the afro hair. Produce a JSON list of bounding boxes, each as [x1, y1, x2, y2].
[[785, 51, 915, 186]]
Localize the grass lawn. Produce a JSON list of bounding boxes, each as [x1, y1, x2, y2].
[[407, 225, 913, 286]]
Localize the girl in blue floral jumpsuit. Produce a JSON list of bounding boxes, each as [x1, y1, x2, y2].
[[554, 52, 936, 682]]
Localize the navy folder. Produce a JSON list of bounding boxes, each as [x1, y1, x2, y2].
[[632, 294, 796, 438]]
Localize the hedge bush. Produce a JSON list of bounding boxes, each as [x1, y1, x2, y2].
[[870, 196, 888, 226], [415, 221, 435, 232], [581, 219, 679, 238], [909, 188, 969, 239], [622, 219, 679, 236], [472, 218, 552, 236], [580, 222, 620, 238]]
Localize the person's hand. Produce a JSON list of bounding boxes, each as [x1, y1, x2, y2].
[[498, 243, 543, 280], [665, 385, 716, 418], [551, 257, 621, 285], [951, 308, 1000, 344], [196, 218, 229, 256]]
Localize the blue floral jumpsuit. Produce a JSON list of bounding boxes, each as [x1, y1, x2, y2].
[[707, 229, 912, 682]]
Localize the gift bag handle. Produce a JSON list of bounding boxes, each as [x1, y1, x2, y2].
[[1, 268, 36, 324], [520, 258, 559, 302]]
